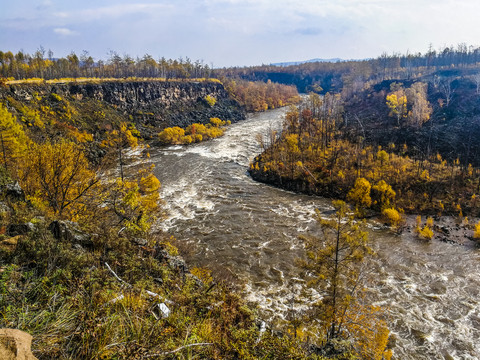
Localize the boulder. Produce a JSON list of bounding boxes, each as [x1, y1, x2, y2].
[[5, 182, 25, 201], [157, 303, 171, 318], [0, 235, 22, 251], [154, 247, 187, 272], [133, 238, 148, 246], [7, 223, 35, 237], [48, 220, 93, 248], [0, 329, 37, 360]]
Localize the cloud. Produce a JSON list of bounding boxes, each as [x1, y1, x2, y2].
[[36, 0, 53, 11], [53, 27, 78, 36], [294, 27, 323, 36], [54, 3, 173, 22]]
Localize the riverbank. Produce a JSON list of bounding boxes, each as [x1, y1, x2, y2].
[[249, 162, 479, 248]]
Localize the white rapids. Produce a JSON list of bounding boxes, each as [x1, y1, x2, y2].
[[151, 107, 480, 359]]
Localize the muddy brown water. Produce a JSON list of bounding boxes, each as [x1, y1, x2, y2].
[[151, 108, 480, 359]]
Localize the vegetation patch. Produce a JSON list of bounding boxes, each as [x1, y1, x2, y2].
[[158, 117, 231, 145]]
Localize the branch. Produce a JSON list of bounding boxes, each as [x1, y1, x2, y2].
[[104, 263, 172, 303], [105, 262, 132, 288], [142, 343, 213, 358]]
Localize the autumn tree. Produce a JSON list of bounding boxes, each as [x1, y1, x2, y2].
[[344, 298, 393, 360], [18, 141, 98, 218], [386, 82, 432, 128], [103, 167, 162, 233], [300, 201, 374, 348], [406, 82, 432, 127], [347, 178, 372, 215], [386, 86, 407, 126], [382, 207, 404, 230], [414, 215, 434, 240], [0, 105, 28, 175], [158, 126, 186, 144], [372, 180, 396, 210], [102, 123, 139, 181], [474, 221, 480, 240]]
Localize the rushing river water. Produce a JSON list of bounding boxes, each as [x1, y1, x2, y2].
[[151, 108, 480, 360]]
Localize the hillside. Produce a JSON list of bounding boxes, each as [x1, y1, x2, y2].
[[0, 79, 246, 141], [247, 48, 480, 219]]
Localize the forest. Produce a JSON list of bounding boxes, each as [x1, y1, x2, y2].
[[1, 44, 480, 359], [249, 46, 480, 221]]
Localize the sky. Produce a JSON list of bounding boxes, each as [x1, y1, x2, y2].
[[1, 0, 480, 67]]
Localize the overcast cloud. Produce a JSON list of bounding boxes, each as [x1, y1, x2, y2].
[[1, 0, 479, 67]]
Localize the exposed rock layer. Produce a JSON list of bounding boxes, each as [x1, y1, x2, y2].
[[1, 80, 246, 138]]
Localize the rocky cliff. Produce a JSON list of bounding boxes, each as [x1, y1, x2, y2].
[[0, 80, 246, 138]]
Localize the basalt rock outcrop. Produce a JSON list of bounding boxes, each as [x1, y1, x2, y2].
[[1, 80, 246, 139]]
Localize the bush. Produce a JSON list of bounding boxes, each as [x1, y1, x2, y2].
[[417, 226, 434, 240], [415, 215, 434, 240], [210, 117, 225, 127], [474, 221, 480, 240], [347, 178, 372, 215], [382, 208, 404, 228], [158, 119, 229, 145], [204, 95, 216, 107], [158, 126, 185, 144]]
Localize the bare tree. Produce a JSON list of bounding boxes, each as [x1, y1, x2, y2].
[[473, 73, 480, 95], [440, 79, 455, 107]]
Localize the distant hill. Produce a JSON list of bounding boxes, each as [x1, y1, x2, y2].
[[270, 58, 343, 66]]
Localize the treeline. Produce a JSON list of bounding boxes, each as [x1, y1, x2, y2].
[[223, 78, 300, 112], [0, 48, 212, 80], [215, 44, 480, 93]]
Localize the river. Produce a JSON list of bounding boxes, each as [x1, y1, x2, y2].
[[151, 107, 480, 360]]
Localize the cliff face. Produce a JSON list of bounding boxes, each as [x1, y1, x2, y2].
[[1, 80, 246, 138]]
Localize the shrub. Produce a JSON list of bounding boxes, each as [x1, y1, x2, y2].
[[210, 117, 225, 127], [382, 208, 404, 228], [414, 215, 434, 240], [204, 95, 216, 107], [417, 226, 434, 240], [158, 126, 185, 144], [474, 221, 480, 240]]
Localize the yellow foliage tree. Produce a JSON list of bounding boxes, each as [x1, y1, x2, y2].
[[204, 95, 216, 107], [102, 122, 139, 181], [386, 93, 407, 126], [107, 173, 161, 233], [474, 221, 480, 240], [382, 207, 404, 229], [158, 126, 185, 144], [209, 117, 226, 127], [345, 300, 392, 360], [300, 200, 372, 344], [0, 105, 29, 175], [347, 178, 372, 215], [372, 180, 396, 210], [407, 82, 432, 128], [18, 141, 98, 218], [415, 215, 434, 240]]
